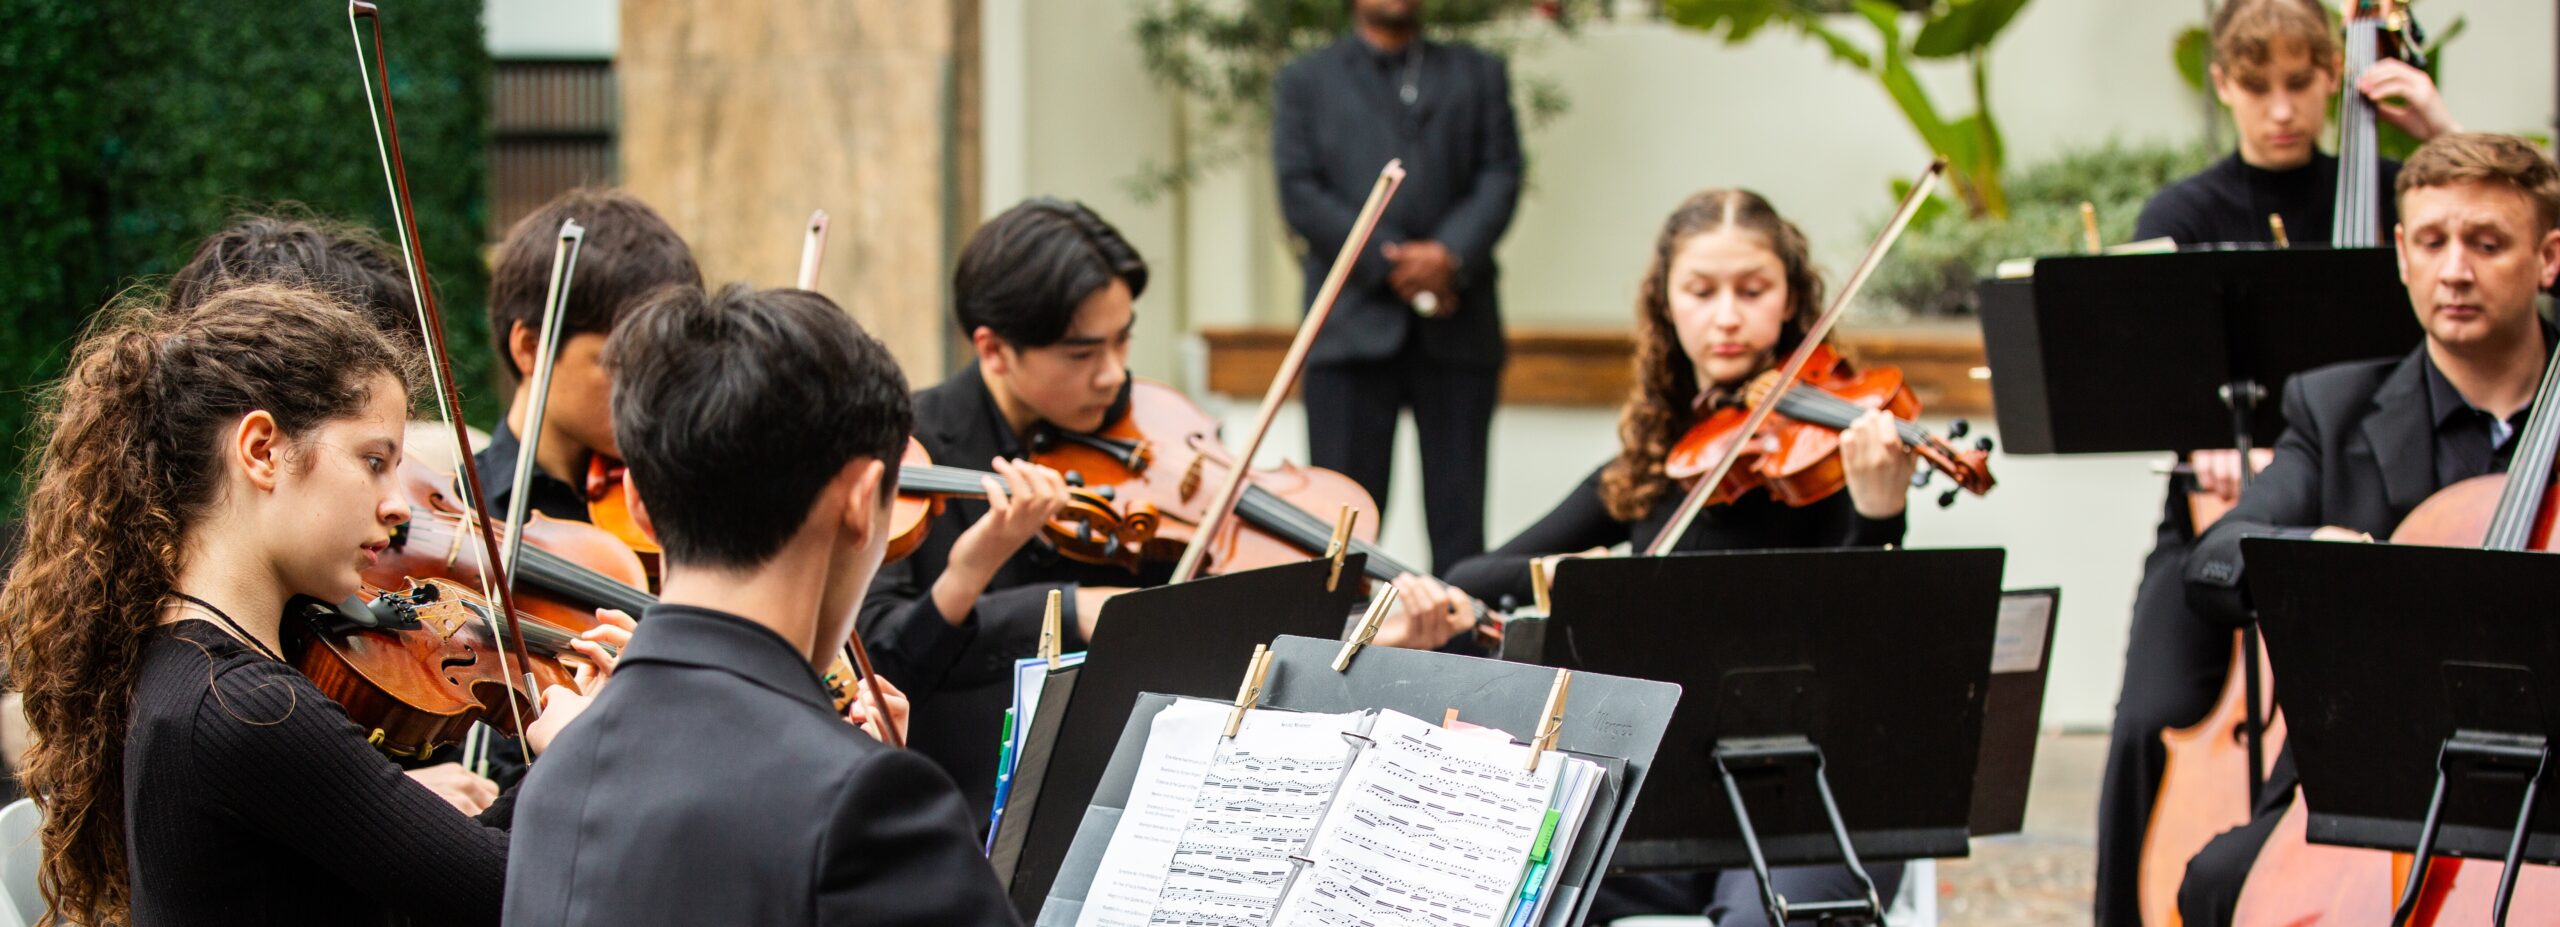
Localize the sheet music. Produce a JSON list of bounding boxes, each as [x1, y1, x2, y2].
[[1147, 709, 1364, 927], [1075, 698, 1228, 927], [1273, 710, 1559, 927]]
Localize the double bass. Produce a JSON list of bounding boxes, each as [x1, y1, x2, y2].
[[2137, 4, 2429, 921]]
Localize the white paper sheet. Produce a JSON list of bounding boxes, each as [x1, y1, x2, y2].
[[1075, 698, 1228, 927], [1147, 709, 1364, 926], [1273, 710, 1560, 927]]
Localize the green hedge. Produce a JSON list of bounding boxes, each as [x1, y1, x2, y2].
[[1, 0, 494, 516]]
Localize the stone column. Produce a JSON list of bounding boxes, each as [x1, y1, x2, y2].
[[619, 0, 976, 381]]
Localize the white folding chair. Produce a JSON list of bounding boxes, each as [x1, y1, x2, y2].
[[0, 797, 46, 927]]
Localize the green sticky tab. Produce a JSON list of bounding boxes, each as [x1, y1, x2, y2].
[[1530, 808, 1562, 861]]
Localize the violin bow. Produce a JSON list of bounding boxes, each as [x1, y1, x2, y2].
[[797, 209, 830, 291], [348, 1, 543, 746], [1170, 161, 1406, 583], [1645, 158, 1946, 556], [791, 206, 902, 747], [498, 219, 584, 585]]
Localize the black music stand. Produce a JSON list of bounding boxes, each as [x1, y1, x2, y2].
[[1973, 587, 2062, 838], [1538, 548, 2007, 925], [1026, 636, 1682, 926], [2245, 538, 2560, 926], [1978, 246, 2414, 802], [996, 557, 1363, 917]]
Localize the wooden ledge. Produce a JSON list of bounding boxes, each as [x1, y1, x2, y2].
[[1197, 323, 1991, 417]]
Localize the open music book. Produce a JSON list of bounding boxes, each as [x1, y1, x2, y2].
[[1071, 699, 1603, 927]]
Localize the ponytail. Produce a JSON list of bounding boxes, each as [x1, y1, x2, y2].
[[0, 284, 407, 925]]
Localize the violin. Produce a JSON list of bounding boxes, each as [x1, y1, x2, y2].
[[1664, 343, 1995, 510], [1027, 379, 1429, 583], [585, 455, 662, 586], [886, 437, 1153, 570], [293, 578, 613, 757]]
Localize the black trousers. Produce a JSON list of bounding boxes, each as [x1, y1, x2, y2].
[[2094, 529, 2235, 926], [1302, 346, 1499, 574], [2176, 753, 2298, 927]]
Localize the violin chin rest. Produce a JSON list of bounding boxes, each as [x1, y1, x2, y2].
[[302, 593, 422, 635]]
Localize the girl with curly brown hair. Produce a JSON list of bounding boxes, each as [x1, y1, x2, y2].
[[1441, 189, 1918, 924], [0, 284, 609, 926]]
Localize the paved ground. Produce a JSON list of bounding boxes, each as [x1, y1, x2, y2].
[[1605, 731, 2106, 926], [1935, 731, 2102, 925]]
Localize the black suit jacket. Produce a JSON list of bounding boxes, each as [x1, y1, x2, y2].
[[2185, 347, 2438, 624], [503, 605, 1019, 927], [1272, 35, 1521, 369], [858, 364, 1173, 818]]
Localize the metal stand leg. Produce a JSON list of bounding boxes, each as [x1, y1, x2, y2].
[[1714, 737, 1887, 926], [2219, 379, 2269, 806], [2388, 733, 2550, 927]]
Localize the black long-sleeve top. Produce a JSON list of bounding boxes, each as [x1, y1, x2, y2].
[[2131, 150, 2401, 547], [1443, 462, 1906, 608], [858, 364, 1174, 820], [123, 619, 513, 926]]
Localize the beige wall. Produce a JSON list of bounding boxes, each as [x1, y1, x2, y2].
[[990, 1, 2557, 729], [620, 0, 965, 379]]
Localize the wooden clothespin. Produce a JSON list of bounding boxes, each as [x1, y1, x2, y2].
[[2079, 201, 2102, 254], [1529, 555, 1555, 616], [1443, 708, 1462, 729], [1330, 583, 1401, 672], [1038, 588, 1063, 669], [1323, 506, 1357, 592], [1526, 669, 1572, 773], [2269, 214, 2291, 249], [1225, 644, 1275, 738]]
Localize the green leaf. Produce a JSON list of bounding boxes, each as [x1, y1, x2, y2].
[[1911, 0, 2030, 59], [2173, 25, 2211, 94], [1803, 20, 1875, 71]]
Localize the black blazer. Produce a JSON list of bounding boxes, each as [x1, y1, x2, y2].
[[1272, 35, 1521, 369], [503, 605, 1019, 927], [2185, 347, 2438, 624], [858, 363, 1173, 819]]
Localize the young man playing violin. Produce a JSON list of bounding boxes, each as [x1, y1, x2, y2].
[[862, 197, 1481, 821], [2168, 132, 2560, 926], [2096, 3, 2464, 919], [476, 186, 704, 525], [506, 282, 1011, 926]]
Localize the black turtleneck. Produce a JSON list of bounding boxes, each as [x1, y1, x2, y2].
[[2134, 151, 2401, 247]]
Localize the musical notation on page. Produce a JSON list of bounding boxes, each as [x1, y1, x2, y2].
[[1272, 711, 1560, 927], [1147, 711, 1361, 925]]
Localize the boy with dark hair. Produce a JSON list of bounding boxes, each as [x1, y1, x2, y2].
[[477, 186, 704, 524], [863, 197, 1479, 821], [168, 211, 420, 348], [2173, 131, 2560, 925], [2096, 4, 2466, 921], [505, 283, 1017, 926]]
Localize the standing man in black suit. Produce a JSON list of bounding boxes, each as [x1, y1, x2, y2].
[[1273, 0, 1522, 572], [505, 283, 1017, 926], [2173, 132, 2560, 926]]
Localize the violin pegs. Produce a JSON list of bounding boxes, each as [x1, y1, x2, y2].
[[1947, 419, 1970, 440], [1093, 484, 1115, 500], [1909, 469, 1931, 489], [1975, 436, 1995, 453], [1938, 489, 1960, 509], [1062, 469, 1085, 487]]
